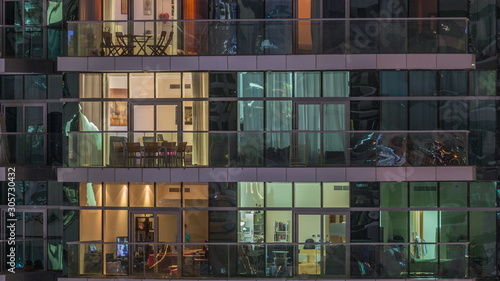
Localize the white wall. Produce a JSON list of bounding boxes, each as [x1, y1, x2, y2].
[[266, 183, 292, 207], [323, 182, 349, 207], [295, 183, 321, 207]]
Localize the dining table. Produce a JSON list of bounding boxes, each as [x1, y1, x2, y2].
[[117, 34, 152, 55]]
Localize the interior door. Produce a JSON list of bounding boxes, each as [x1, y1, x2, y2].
[[294, 102, 347, 165], [131, 102, 180, 143], [295, 212, 348, 276], [130, 212, 180, 275]]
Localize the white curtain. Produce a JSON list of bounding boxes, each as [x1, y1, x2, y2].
[[323, 71, 349, 97], [192, 73, 209, 166], [266, 72, 292, 149], [323, 72, 348, 162], [295, 72, 321, 164]]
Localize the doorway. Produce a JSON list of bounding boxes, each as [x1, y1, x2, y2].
[[130, 211, 180, 276], [295, 212, 348, 276], [293, 101, 348, 165]]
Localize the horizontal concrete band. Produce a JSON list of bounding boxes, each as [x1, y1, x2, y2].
[[57, 278, 475, 281], [0, 58, 56, 74], [57, 54, 475, 72], [57, 166, 475, 183]]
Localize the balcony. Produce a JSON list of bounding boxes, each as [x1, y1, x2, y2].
[[67, 241, 470, 279], [67, 18, 470, 57], [0, 131, 475, 182], [63, 130, 469, 168]]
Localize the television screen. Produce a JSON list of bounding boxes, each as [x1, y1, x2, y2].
[[116, 237, 129, 258]]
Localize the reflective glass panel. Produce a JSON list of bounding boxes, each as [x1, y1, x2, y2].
[[410, 182, 437, 207], [381, 182, 408, 207], [439, 182, 467, 207], [470, 182, 496, 207]]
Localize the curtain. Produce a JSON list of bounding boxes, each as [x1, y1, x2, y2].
[[323, 72, 347, 163], [295, 72, 320, 164], [192, 72, 208, 166], [266, 73, 292, 151], [323, 71, 349, 97]]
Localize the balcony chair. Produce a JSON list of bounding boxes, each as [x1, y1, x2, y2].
[[126, 142, 143, 167], [148, 31, 173, 56], [102, 32, 128, 56], [115, 32, 136, 55]]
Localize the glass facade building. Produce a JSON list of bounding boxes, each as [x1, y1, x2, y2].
[[0, 1, 498, 281]]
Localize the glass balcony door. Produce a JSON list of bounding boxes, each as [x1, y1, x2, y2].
[[2, 103, 46, 164], [1, 209, 47, 271], [130, 212, 180, 276], [295, 212, 348, 277], [131, 102, 181, 143], [293, 102, 347, 165]]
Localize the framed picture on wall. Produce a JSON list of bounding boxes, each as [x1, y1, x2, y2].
[[184, 106, 193, 125], [144, 0, 152, 15], [109, 89, 128, 126], [121, 0, 127, 14]]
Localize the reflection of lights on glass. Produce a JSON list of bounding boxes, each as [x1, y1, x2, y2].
[[214, 195, 218, 198], [123, 185, 127, 189]]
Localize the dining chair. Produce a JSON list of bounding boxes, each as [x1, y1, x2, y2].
[[112, 141, 125, 166], [160, 141, 177, 167], [126, 142, 143, 167], [175, 142, 188, 167], [144, 142, 160, 167]]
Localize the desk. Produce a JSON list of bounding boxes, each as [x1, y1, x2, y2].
[[117, 34, 151, 55]]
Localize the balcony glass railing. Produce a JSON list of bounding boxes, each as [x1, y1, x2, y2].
[[0, 132, 62, 166], [0, 25, 63, 59], [64, 131, 468, 168], [67, 18, 469, 57], [67, 242, 469, 278]]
